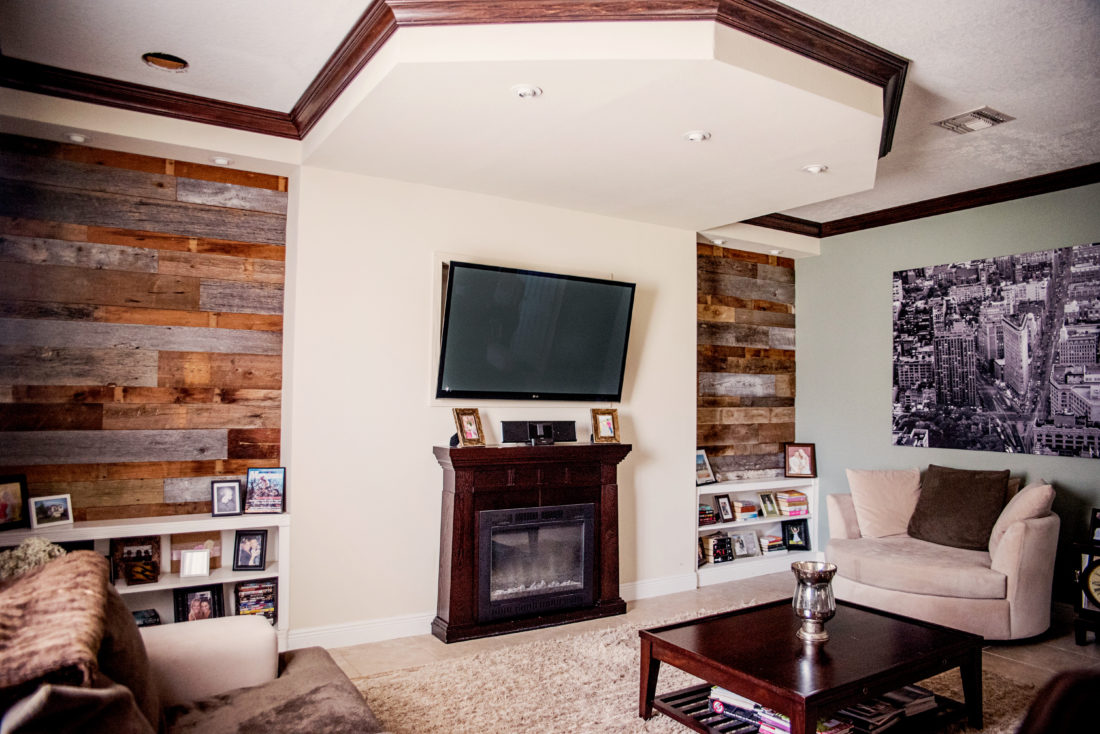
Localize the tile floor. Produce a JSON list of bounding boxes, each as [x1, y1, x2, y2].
[[330, 572, 1100, 691]]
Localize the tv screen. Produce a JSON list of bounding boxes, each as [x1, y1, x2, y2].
[[436, 261, 636, 401]]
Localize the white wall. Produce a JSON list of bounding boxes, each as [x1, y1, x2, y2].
[[286, 166, 698, 641]]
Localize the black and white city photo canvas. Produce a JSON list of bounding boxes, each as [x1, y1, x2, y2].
[[892, 242, 1100, 459]]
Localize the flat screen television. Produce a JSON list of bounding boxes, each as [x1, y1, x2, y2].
[[436, 261, 636, 401]]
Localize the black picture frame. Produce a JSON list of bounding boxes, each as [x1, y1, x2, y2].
[[211, 480, 243, 516], [1089, 507, 1100, 545], [783, 519, 811, 551], [0, 474, 30, 532], [232, 529, 268, 571], [244, 467, 286, 514], [173, 585, 225, 623], [715, 494, 734, 523]]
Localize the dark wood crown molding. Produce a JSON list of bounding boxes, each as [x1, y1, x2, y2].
[[0, 0, 906, 155], [744, 162, 1100, 239]]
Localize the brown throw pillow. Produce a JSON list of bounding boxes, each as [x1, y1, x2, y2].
[[907, 464, 1011, 550]]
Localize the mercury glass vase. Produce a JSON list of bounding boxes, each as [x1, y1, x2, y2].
[[791, 561, 837, 643]]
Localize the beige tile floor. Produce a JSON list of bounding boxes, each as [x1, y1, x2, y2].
[[330, 572, 1100, 691]]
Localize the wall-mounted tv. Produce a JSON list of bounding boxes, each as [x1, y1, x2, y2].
[[436, 261, 636, 401]]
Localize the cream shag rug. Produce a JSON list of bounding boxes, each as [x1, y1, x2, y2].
[[353, 611, 1034, 734]]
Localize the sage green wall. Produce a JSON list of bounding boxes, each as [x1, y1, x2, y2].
[[795, 183, 1100, 599]]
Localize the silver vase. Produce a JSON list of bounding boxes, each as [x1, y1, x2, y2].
[[791, 561, 837, 643]]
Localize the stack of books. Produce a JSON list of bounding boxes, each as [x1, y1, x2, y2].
[[699, 503, 718, 526], [777, 490, 809, 516], [733, 500, 758, 520], [835, 684, 937, 732], [758, 534, 787, 555], [700, 532, 734, 564], [759, 709, 853, 734], [236, 580, 277, 624], [707, 686, 761, 731]]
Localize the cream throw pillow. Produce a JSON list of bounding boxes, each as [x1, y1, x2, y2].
[[988, 480, 1054, 556], [846, 468, 921, 538]]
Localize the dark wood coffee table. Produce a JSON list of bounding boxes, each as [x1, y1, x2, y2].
[[640, 599, 983, 734]]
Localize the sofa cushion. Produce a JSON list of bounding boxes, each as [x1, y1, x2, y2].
[[828, 536, 1005, 599], [907, 464, 1010, 550], [846, 468, 921, 538], [989, 481, 1055, 556]]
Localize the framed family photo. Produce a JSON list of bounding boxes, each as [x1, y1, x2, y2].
[[783, 442, 817, 478], [211, 480, 242, 516], [0, 474, 30, 532], [758, 492, 779, 518], [233, 529, 268, 571], [452, 408, 485, 447], [174, 585, 224, 623], [29, 494, 73, 528], [695, 450, 716, 486], [591, 408, 620, 443], [715, 494, 734, 523], [244, 468, 286, 514]]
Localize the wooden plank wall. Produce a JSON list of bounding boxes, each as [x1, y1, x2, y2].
[[0, 133, 287, 520], [697, 244, 796, 480]]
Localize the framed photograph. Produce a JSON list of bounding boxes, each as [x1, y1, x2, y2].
[[591, 408, 620, 443], [173, 585, 225, 623], [244, 467, 286, 514], [695, 450, 716, 485], [0, 474, 30, 532], [179, 549, 211, 578], [211, 480, 242, 516], [731, 530, 758, 558], [236, 579, 277, 625], [170, 532, 221, 573], [29, 493, 73, 528], [233, 529, 268, 571], [452, 408, 485, 447], [783, 442, 817, 478], [110, 536, 161, 582], [758, 492, 779, 518], [1090, 507, 1100, 545], [715, 494, 734, 523], [783, 519, 811, 551]]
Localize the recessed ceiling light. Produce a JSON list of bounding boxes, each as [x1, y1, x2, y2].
[[65, 132, 90, 144], [769, 249, 783, 255], [511, 84, 542, 99], [801, 164, 829, 174], [142, 52, 189, 72], [684, 130, 711, 143], [711, 238, 726, 245], [210, 156, 233, 166]]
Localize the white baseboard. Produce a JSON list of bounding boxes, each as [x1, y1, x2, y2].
[[292, 573, 698, 649]]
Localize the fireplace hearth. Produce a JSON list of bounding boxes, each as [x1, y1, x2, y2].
[[433, 443, 631, 642]]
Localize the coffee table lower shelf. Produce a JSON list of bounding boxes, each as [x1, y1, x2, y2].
[[654, 685, 968, 734]]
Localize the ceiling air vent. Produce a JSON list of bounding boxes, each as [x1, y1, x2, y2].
[[934, 106, 1015, 134]]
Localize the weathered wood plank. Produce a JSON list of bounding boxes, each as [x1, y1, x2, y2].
[[199, 280, 284, 315], [30, 478, 165, 508], [2, 385, 281, 406], [717, 407, 773, 425], [0, 234, 158, 272], [0, 179, 287, 245], [0, 133, 169, 175], [0, 150, 176, 200], [757, 263, 795, 284], [698, 322, 771, 349], [0, 215, 88, 241], [157, 352, 282, 389], [102, 403, 280, 430], [94, 305, 283, 332], [699, 373, 776, 398], [0, 346, 158, 386], [697, 270, 795, 305], [164, 475, 244, 503], [776, 374, 796, 398], [697, 255, 757, 279], [697, 353, 796, 375], [176, 177, 288, 215], [0, 262, 199, 310], [172, 161, 284, 191], [0, 404, 103, 430], [0, 458, 278, 483], [697, 423, 759, 446], [77, 501, 211, 522], [697, 304, 797, 328], [707, 453, 784, 477], [0, 300, 99, 321], [769, 327, 796, 350], [87, 227, 286, 261], [159, 250, 285, 284], [757, 422, 796, 443], [227, 428, 280, 459], [0, 429, 227, 465], [0, 318, 282, 355]]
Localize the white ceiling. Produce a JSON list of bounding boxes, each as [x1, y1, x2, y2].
[[1, 0, 1097, 231]]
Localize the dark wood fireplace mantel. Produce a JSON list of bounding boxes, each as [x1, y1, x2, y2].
[[432, 443, 631, 642]]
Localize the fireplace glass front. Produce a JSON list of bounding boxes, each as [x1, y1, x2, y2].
[[477, 503, 595, 623]]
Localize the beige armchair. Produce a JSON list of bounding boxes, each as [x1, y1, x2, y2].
[[825, 484, 1060, 640]]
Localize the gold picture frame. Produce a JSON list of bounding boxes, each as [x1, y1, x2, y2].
[[452, 408, 485, 447], [591, 408, 620, 443]]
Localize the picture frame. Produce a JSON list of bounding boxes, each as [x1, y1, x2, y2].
[[211, 479, 242, 517], [783, 519, 811, 551], [29, 493, 73, 528], [244, 467, 286, 514], [783, 442, 817, 478], [452, 408, 486, 447], [731, 530, 758, 558], [233, 529, 268, 571], [715, 494, 734, 523], [110, 536, 161, 582], [591, 408, 620, 443], [173, 585, 224, 623], [695, 450, 716, 485], [170, 532, 221, 574], [179, 549, 211, 578], [0, 474, 30, 532], [1089, 507, 1100, 545], [236, 578, 277, 625], [757, 492, 779, 518]]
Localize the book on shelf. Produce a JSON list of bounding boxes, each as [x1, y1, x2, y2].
[[879, 685, 937, 716], [699, 503, 718, 526], [836, 698, 904, 732], [758, 534, 788, 555], [710, 687, 851, 734], [732, 500, 758, 520], [776, 490, 809, 516], [700, 532, 734, 563]]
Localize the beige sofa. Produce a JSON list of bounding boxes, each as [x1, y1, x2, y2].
[[825, 468, 1060, 641]]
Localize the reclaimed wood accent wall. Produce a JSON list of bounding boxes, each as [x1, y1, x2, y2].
[[697, 244, 795, 479], [0, 133, 287, 520]]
